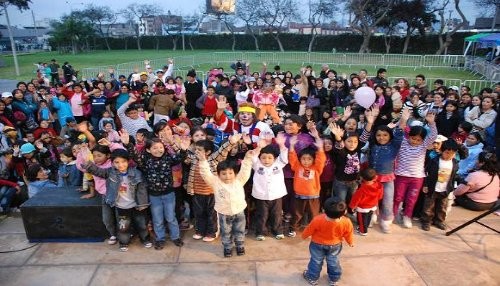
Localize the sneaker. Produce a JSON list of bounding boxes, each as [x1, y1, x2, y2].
[[421, 224, 430, 231], [236, 246, 245, 256], [356, 228, 368, 236], [302, 270, 318, 286], [402, 216, 413, 229], [202, 235, 216, 242], [107, 236, 117, 245], [223, 248, 232, 258], [287, 231, 296, 238], [369, 213, 378, 228], [380, 220, 392, 234], [192, 233, 203, 240], [143, 240, 153, 248], [256, 235, 266, 241], [329, 280, 339, 286], [433, 222, 446, 230], [173, 238, 184, 247], [119, 244, 129, 252], [154, 241, 165, 250], [275, 234, 285, 240]]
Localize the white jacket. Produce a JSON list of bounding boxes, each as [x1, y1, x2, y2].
[[251, 147, 288, 200], [199, 157, 252, 215]]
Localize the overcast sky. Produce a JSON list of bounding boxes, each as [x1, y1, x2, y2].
[[0, 0, 483, 28]]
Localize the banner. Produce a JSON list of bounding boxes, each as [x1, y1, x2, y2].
[[206, 0, 236, 14]]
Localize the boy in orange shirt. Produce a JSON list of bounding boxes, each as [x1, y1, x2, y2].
[[288, 126, 326, 237], [302, 197, 354, 286], [349, 168, 384, 236]]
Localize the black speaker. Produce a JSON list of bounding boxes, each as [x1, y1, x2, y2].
[[21, 187, 108, 242]]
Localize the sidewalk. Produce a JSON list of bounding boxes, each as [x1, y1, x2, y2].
[[0, 207, 498, 286]]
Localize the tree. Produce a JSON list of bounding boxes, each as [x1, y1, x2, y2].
[[384, 0, 436, 54], [435, 0, 467, 55], [157, 11, 182, 50], [49, 13, 95, 54], [186, 13, 205, 50], [0, 0, 31, 76], [307, 0, 336, 52], [221, 13, 238, 51], [347, 0, 395, 53], [237, 0, 261, 50], [474, 0, 500, 30], [257, 0, 300, 52], [74, 5, 117, 51], [121, 4, 159, 50]]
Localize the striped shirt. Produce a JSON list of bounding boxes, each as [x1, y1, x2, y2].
[[394, 123, 437, 178], [117, 101, 152, 137]]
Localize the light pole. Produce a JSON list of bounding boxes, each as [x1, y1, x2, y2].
[[2, 5, 20, 76]]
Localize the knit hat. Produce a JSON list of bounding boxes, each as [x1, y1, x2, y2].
[[187, 70, 196, 77], [20, 143, 36, 155]]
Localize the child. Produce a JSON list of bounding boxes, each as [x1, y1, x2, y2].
[[450, 121, 472, 145], [319, 136, 335, 211], [197, 145, 255, 258], [420, 139, 459, 231], [288, 125, 326, 237], [253, 82, 281, 124], [98, 110, 116, 131], [58, 147, 83, 189], [187, 134, 240, 242], [121, 128, 186, 250], [103, 122, 120, 142], [349, 168, 384, 236], [251, 133, 288, 241], [196, 86, 219, 118], [393, 111, 437, 228], [37, 100, 54, 122], [301, 198, 354, 286], [82, 149, 151, 252]]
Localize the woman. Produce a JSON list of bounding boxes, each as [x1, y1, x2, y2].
[[457, 132, 484, 178], [425, 92, 446, 115], [396, 78, 410, 102], [465, 96, 497, 132], [11, 89, 37, 121], [454, 152, 499, 211], [373, 84, 393, 127]]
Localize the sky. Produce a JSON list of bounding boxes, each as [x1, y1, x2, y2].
[[0, 0, 484, 28]]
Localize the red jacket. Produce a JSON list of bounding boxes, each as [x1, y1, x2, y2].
[[349, 181, 383, 210]]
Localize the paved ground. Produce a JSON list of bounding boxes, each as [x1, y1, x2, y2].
[[0, 206, 499, 286]]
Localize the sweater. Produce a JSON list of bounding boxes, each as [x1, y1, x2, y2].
[[199, 156, 253, 215], [302, 214, 354, 246], [289, 149, 326, 198], [251, 146, 288, 200], [117, 101, 152, 136], [395, 123, 437, 178], [349, 181, 384, 211]]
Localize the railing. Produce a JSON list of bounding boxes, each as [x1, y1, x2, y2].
[[80, 52, 495, 93], [464, 56, 499, 82]]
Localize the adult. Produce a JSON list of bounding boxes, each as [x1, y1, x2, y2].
[[454, 152, 499, 211], [184, 70, 204, 118], [61, 82, 88, 123], [465, 96, 497, 132], [149, 84, 181, 124], [396, 78, 410, 103], [414, 74, 429, 100], [372, 68, 389, 87], [62, 62, 75, 84], [48, 59, 60, 86], [457, 132, 484, 178]]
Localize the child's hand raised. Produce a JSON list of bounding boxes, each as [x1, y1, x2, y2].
[[289, 135, 298, 149], [401, 107, 411, 121], [229, 133, 242, 144], [257, 138, 268, 149], [242, 133, 252, 145], [98, 138, 111, 146], [216, 96, 227, 110], [245, 149, 256, 159], [309, 124, 320, 139], [118, 129, 130, 145], [329, 123, 344, 140], [425, 111, 436, 124], [179, 136, 191, 151], [275, 132, 286, 147]]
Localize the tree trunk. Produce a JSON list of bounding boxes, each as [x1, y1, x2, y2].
[[274, 34, 285, 52], [252, 33, 259, 51], [231, 33, 236, 51], [402, 27, 412, 54], [384, 34, 392, 54], [155, 37, 160, 50], [436, 34, 446, 55], [72, 39, 77, 55], [136, 36, 141, 50], [104, 37, 111, 50], [358, 32, 371, 53], [124, 38, 128, 50], [308, 33, 317, 53], [172, 37, 177, 51]]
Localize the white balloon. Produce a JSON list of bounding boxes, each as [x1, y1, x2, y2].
[[354, 87, 376, 109]]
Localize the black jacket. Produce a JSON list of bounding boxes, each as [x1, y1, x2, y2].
[[424, 157, 458, 194]]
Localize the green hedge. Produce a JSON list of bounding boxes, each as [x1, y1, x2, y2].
[[60, 32, 475, 54]]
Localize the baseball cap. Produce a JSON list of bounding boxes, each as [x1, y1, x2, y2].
[[1, 92, 13, 98], [20, 143, 36, 155], [156, 69, 164, 74], [140, 72, 148, 76], [434, 134, 448, 143], [449, 86, 459, 92]]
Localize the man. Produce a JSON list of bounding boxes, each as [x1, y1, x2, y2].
[[319, 64, 330, 79], [184, 70, 205, 118], [358, 69, 373, 87], [372, 68, 388, 87], [62, 62, 75, 84], [48, 59, 60, 86], [414, 74, 429, 99]]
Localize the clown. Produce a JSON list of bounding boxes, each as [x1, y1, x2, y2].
[[214, 97, 273, 147]]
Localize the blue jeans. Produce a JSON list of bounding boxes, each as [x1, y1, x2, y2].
[[306, 241, 343, 282], [332, 180, 358, 206], [116, 208, 149, 245], [380, 181, 395, 221], [0, 186, 16, 213], [150, 192, 180, 242], [219, 212, 246, 250], [101, 195, 116, 237]]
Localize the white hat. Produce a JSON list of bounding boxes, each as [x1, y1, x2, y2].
[[434, 134, 448, 143], [1, 92, 13, 98], [449, 86, 459, 92]]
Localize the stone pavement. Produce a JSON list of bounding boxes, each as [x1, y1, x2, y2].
[[0, 207, 498, 286]]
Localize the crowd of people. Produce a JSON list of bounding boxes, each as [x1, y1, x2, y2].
[[0, 58, 499, 285]]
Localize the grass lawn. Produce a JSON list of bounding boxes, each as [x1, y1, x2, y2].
[[0, 50, 488, 92]]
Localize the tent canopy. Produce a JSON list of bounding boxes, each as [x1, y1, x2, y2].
[[478, 33, 500, 45], [464, 33, 492, 42]]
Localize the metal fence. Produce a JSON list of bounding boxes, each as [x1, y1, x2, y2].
[[80, 52, 494, 92]]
